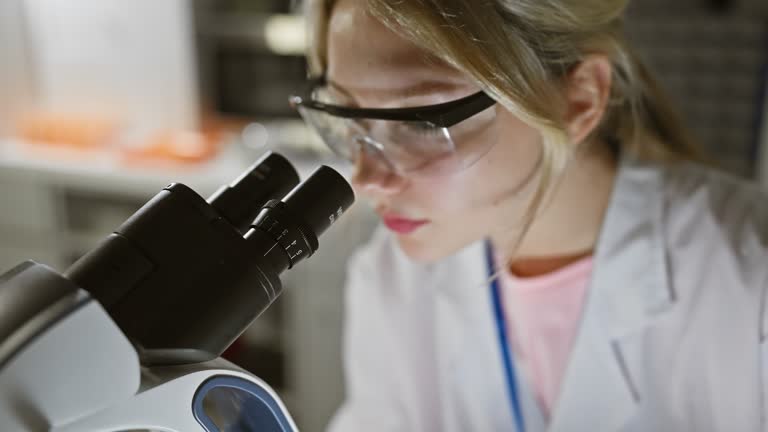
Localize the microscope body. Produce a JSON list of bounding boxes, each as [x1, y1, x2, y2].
[[0, 152, 355, 431]]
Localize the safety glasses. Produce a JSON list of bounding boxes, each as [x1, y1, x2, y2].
[[290, 75, 500, 179]]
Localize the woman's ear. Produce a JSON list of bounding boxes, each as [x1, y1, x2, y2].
[[563, 55, 613, 146]]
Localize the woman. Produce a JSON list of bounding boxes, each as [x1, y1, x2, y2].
[[291, 0, 768, 430]]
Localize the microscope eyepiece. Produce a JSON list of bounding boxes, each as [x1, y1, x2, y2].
[[247, 165, 355, 269], [283, 165, 356, 238], [207, 152, 300, 233]]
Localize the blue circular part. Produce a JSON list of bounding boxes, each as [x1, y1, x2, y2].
[[192, 375, 295, 432]]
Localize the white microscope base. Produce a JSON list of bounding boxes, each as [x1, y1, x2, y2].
[[53, 363, 298, 432]]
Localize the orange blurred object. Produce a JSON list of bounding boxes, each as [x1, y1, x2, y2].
[[120, 129, 223, 164], [17, 112, 118, 149]]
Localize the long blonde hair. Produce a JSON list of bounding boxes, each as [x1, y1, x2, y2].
[[305, 0, 699, 254]]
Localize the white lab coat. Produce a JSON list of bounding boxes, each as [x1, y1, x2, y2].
[[327, 157, 768, 432]]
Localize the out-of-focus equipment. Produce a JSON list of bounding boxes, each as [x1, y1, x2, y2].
[[0, 152, 355, 431]]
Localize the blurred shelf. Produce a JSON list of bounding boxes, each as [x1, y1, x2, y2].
[[0, 139, 241, 196], [0, 138, 345, 197]]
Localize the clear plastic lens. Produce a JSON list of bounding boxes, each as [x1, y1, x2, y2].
[[297, 103, 498, 179]]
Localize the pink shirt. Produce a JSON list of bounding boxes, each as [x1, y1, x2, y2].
[[497, 255, 594, 420]]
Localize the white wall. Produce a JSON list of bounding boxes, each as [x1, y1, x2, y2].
[[22, 0, 201, 132], [0, 0, 33, 137]]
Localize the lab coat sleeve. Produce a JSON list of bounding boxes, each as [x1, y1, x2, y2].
[[327, 236, 410, 432]]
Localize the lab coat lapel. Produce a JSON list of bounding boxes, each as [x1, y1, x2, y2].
[[432, 244, 481, 431], [433, 243, 519, 432], [548, 158, 675, 432], [433, 276, 470, 431]]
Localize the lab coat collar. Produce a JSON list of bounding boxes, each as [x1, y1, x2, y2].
[[548, 156, 675, 432], [593, 156, 676, 336]]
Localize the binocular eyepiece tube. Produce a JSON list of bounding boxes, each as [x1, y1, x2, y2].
[[65, 152, 355, 365]]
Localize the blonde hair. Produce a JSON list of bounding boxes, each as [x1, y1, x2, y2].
[[306, 0, 699, 255]]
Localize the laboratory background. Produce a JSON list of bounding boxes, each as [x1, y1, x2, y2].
[[0, 0, 766, 430]]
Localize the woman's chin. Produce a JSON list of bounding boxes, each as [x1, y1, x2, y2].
[[395, 239, 442, 263], [392, 231, 458, 263]]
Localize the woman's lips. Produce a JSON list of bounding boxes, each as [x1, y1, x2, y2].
[[381, 214, 430, 234]]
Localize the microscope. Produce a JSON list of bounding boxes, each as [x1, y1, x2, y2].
[[0, 152, 355, 432]]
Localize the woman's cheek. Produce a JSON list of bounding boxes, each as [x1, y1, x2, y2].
[[411, 177, 474, 213]]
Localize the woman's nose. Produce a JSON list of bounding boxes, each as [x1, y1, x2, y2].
[[350, 140, 407, 196]]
